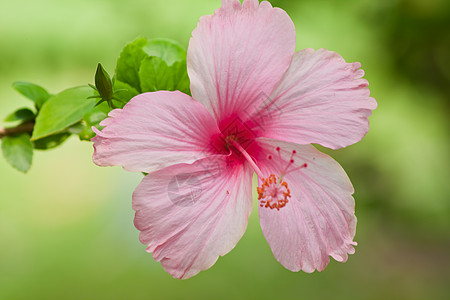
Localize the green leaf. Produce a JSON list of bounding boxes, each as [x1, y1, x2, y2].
[[84, 106, 108, 126], [32, 86, 95, 141], [4, 108, 35, 123], [78, 103, 108, 141], [115, 37, 149, 92], [33, 133, 71, 150], [94, 98, 111, 114], [1, 133, 33, 173], [139, 57, 190, 94], [78, 127, 96, 141], [115, 38, 188, 93], [143, 38, 187, 66], [66, 122, 85, 134], [12, 82, 51, 109], [113, 79, 139, 106]]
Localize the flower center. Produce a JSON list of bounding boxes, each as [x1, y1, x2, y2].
[[220, 116, 256, 152], [209, 115, 259, 160]]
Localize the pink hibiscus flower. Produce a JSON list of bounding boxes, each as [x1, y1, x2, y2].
[[92, 0, 376, 279]]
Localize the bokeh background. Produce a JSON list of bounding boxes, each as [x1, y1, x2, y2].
[[1, 0, 449, 299]]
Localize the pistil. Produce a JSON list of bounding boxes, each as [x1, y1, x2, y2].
[[226, 137, 264, 179]]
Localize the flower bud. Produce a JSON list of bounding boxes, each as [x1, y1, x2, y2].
[[94, 63, 114, 101]]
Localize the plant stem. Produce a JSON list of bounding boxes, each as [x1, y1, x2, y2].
[[0, 122, 34, 138]]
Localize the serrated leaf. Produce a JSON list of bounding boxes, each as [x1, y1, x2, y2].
[[33, 133, 71, 150], [139, 57, 190, 94], [1, 133, 33, 173], [4, 108, 35, 123], [32, 86, 95, 140], [115, 38, 188, 94], [115, 37, 149, 92], [12, 82, 51, 109], [113, 80, 139, 106], [143, 39, 186, 66]]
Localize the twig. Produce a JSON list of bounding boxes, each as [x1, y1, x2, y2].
[[0, 122, 34, 139]]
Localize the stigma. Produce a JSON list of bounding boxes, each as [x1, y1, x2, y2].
[[257, 174, 291, 210], [257, 148, 307, 211]]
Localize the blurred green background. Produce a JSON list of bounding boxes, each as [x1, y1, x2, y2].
[[1, 0, 449, 299]]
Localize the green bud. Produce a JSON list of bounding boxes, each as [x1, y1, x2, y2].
[[94, 63, 114, 102]]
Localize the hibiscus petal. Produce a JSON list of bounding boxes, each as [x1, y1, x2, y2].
[[187, 0, 296, 121], [92, 91, 220, 173], [257, 48, 377, 149], [256, 138, 357, 273], [133, 157, 253, 279]]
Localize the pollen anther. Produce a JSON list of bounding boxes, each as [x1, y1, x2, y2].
[[257, 174, 291, 211]]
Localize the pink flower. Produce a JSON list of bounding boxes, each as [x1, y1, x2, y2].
[[92, 0, 376, 279]]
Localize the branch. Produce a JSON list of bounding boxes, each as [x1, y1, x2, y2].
[[0, 122, 34, 138]]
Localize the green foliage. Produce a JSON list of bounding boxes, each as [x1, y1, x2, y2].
[[144, 38, 187, 66], [78, 103, 109, 141], [4, 108, 35, 123], [2, 36, 190, 172], [139, 57, 190, 94], [116, 37, 149, 92], [1, 133, 33, 173], [116, 37, 190, 94], [113, 80, 139, 105], [33, 132, 72, 150], [12, 82, 51, 109], [31, 86, 96, 141]]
